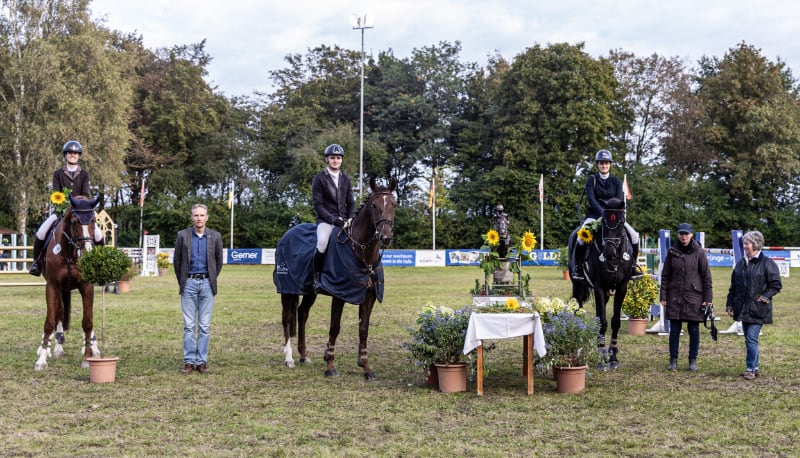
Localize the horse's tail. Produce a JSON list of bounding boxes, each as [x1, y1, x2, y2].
[[61, 288, 71, 331], [572, 279, 590, 307]]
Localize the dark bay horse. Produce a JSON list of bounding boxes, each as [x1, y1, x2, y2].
[[274, 177, 396, 380], [569, 197, 635, 370], [34, 194, 101, 370]]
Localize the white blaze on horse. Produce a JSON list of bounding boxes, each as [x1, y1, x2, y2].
[[569, 197, 636, 370], [274, 177, 397, 380], [34, 194, 101, 371]]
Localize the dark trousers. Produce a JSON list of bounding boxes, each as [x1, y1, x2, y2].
[[669, 320, 700, 359]]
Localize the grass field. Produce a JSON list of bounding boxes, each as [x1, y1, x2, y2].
[[1, 265, 798, 457]]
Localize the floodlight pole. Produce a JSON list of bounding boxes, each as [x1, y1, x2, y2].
[[353, 14, 373, 200]]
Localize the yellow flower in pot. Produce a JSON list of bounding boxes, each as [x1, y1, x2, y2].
[[622, 274, 659, 335]]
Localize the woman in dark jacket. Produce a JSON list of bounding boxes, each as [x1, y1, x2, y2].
[[726, 230, 782, 380], [660, 223, 713, 372]]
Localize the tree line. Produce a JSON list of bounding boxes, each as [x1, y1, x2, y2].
[[2, 0, 799, 250]]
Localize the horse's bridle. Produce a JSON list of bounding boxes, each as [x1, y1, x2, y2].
[[58, 209, 97, 262], [341, 191, 395, 265]]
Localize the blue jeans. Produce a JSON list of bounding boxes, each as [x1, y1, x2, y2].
[[669, 320, 700, 359], [742, 322, 762, 372], [181, 278, 215, 365]]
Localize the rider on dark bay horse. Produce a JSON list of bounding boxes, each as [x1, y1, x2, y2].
[[30, 141, 104, 276], [571, 149, 643, 281], [311, 144, 356, 292]]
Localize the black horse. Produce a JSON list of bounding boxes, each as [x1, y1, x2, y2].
[[274, 177, 396, 380], [568, 197, 635, 370]]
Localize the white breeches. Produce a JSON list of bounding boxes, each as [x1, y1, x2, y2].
[[316, 223, 334, 253]]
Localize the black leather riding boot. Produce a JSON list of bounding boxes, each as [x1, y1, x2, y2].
[[572, 244, 586, 280], [29, 237, 45, 276], [313, 249, 325, 291]]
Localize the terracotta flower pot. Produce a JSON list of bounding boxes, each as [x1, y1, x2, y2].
[[553, 365, 587, 394], [115, 280, 131, 293], [87, 356, 120, 383], [434, 363, 467, 393], [627, 318, 648, 336]]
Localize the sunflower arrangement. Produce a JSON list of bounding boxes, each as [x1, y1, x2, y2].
[[577, 220, 601, 244], [49, 187, 72, 215]]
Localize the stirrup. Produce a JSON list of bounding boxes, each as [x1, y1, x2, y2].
[[571, 268, 584, 280]]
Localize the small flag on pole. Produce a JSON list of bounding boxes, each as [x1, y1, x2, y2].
[[228, 190, 234, 209], [139, 177, 146, 207], [538, 174, 544, 204], [623, 174, 632, 201], [428, 178, 434, 208]]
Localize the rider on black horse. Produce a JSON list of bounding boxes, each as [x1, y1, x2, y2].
[[570, 149, 644, 281]]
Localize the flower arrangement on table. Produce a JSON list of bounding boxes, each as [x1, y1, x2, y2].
[[476, 297, 530, 313], [50, 187, 72, 216], [404, 304, 473, 367], [622, 273, 659, 319], [541, 310, 602, 368], [577, 219, 601, 245]]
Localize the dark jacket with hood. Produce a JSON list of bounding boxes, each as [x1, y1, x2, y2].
[[660, 238, 713, 322], [726, 252, 782, 324]]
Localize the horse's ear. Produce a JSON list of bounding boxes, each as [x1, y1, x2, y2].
[[369, 176, 377, 192], [89, 196, 100, 208], [69, 193, 77, 207], [389, 177, 397, 193]]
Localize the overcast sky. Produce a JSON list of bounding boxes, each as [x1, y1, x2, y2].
[[90, 0, 800, 98]]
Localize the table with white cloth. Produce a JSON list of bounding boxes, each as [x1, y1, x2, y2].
[[463, 312, 546, 395]]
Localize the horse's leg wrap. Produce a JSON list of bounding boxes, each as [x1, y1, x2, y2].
[[53, 322, 65, 358], [34, 333, 52, 371], [324, 343, 338, 377]]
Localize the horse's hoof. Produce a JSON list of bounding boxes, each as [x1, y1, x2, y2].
[[325, 369, 339, 378], [300, 356, 311, 364], [610, 361, 620, 370], [285, 360, 296, 368], [364, 371, 377, 381], [80, 360, 90, 369]]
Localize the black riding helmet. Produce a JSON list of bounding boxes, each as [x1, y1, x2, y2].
[[594, 149, 613, 163], [324, 144, 344, 157], [62, 140, 83, 156]]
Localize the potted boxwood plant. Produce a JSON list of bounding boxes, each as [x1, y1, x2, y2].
[[622, 274, 659, 335], [157, 252, 170, 276], [77, 245, 132, 382], [557, 246, 570, 280]]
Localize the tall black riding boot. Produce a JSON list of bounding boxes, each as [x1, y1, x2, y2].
[[313, 249, 325, 292], [630, 242, 644, 279], [571, 244, 586, 280], [29, 237, 45, 276]]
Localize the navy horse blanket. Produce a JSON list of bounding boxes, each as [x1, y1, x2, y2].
[[273, 223, 384, 304]]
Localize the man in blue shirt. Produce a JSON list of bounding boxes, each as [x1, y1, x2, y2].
[[174, 204, 223, 374]]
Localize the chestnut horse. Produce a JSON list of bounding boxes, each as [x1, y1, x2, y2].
[[274, 177, 396, 380], [569, 197, 635, 370], [34, 194, 101, 370]]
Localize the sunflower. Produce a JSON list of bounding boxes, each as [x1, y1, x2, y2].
[[485, 229, 500, 246], [521, 231, 537, 252], [505, 297, 520, 311], [577, 227, 593, 244], [50, 191, 66, 206]]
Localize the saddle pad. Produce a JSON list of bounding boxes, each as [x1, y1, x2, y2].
[[273, 223, 384, 304]]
